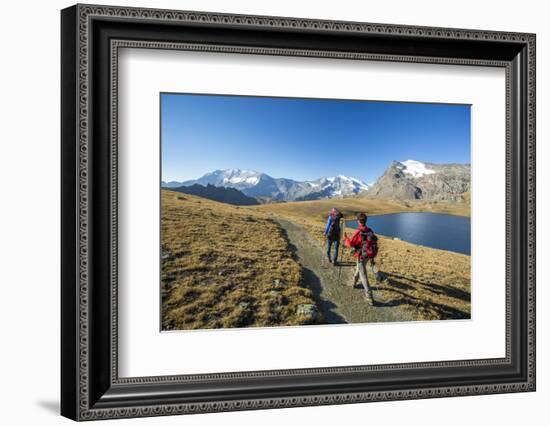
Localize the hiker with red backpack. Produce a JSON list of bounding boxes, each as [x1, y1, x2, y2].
[[324, 208, 343, 265], [344, 212, 379, 306]]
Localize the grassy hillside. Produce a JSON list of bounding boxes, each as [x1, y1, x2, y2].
[[255, 198, 471, 321], [170, 183, 259, 205], [161, 189, 319, 330], [252, 195, 470, 225], [363, 236, 470, 320], [162, 190, 470, 327]]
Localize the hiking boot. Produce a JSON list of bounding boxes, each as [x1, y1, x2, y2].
[[365, 292, 375, 306]]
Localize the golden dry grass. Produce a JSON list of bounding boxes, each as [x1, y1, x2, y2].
[[252, 195, 470, 225], [368, 237, 470, 320], [255, 199, 471, 321], [161, 189, 319, 330], [162, 190, 471, 328]]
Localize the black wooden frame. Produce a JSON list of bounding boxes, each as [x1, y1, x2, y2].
[[61, 4, 536, 421]]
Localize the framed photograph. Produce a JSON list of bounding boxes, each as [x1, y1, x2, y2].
[[61, 4, 536, 421]]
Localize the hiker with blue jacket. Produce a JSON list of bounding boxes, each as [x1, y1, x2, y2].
[[324, 208, 343, 265]]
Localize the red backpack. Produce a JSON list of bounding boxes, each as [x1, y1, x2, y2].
[[359, 227, 378, 260]]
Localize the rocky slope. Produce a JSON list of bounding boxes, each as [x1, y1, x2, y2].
[[367, 160, 470, 202]]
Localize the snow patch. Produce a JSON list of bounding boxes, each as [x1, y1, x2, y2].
[[318, 175, 370, 196], [183, 168, 371, 199], [223, 176, 259, 185], [400, 160, 436, 177], [218, 169, 262, 186]]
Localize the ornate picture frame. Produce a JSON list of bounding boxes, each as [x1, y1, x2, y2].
[[61, 4, 536, 421]]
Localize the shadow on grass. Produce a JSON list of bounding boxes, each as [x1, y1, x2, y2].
[[333, 261, 355, 267], [386, 272, 471, 303], [371, 273, 470, 320]]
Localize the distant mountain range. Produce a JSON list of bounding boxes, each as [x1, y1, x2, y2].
[[162, 160, 470, 204], [163, 169, 370, 202], [169, 184, 260, 206], [366, 160, 470, 201]]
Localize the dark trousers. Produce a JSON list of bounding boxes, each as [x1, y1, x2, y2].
[[326, 237, 340, 262]]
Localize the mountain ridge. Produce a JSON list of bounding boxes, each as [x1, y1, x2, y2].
[[163, 169, 370, 202], [367, 160, 470, 201], [169, 183, 260, 206], [163, 160, 470, 203]]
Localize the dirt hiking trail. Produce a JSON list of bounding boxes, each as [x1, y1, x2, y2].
[[273, 218, 414, 324]]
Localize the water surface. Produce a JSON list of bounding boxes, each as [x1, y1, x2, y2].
[[346, 212, 470, 255]]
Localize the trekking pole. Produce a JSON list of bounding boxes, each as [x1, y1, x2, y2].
[[336, 218, 345, 286], [341, 218, 346, 264]]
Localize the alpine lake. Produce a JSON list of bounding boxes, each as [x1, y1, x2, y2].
[[346, 212, 471, 255]]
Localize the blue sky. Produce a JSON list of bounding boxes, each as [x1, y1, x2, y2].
[[161, 93, 471, 184]]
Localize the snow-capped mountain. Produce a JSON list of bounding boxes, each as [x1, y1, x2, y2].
[[367, 160, 470, 201], [164, 169, 263, 191], [296, 175, 371, 201], [162, 169, 370, 202], [398, 159, 436, 178]]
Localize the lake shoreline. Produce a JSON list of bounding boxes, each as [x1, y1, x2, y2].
[[161, 190, 472, 328], [345, 212, 471, 256], [266, 212, 472, 321], [376, 234, 471, 257], [364, 209, 470, 218]]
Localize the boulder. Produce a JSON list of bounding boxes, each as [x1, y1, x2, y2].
[[296, 304, 318, 321], [238, 301, 250, 310]]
